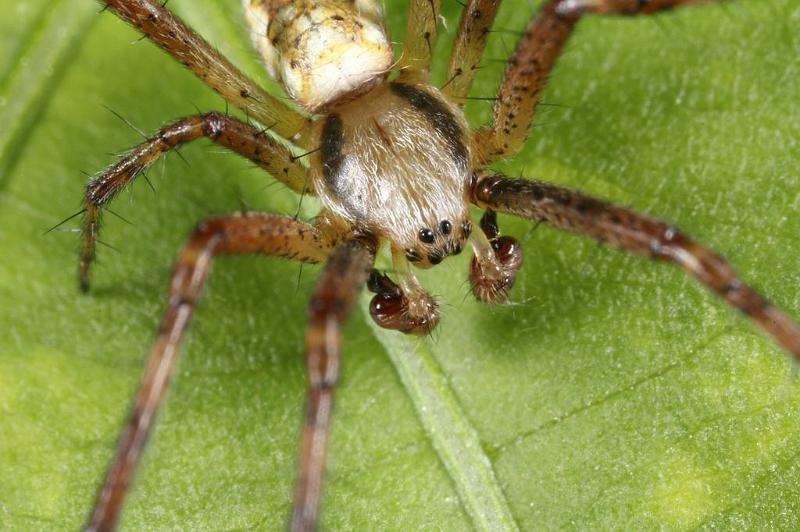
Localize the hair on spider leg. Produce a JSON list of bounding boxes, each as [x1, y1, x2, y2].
[[295, 263, 307, 294], [189, 101, 205, 117], [104, 207, 134, 227], [156, 153, 168, 180], [258, 179, 283, 192], [293, 189, 307, 221], [96, 239, 121, 254], [140, 171, 156, 194], [254, 122, 279, 138], [236, 193, 251, 216], [440, 70, 461, 91], [459, 279, 475, 305], [44, 208, 87, 235], [101, 104, 149, 140], [289, 146, 321, 163]]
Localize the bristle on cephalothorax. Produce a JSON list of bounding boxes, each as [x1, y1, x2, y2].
[[243, 0, 394, 111]]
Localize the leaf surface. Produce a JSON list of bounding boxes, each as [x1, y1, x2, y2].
[[1, 1, 799, 529]]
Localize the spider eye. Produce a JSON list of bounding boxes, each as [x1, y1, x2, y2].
[[461, 221, 473, 238], [405, 248, 422, 262], [428, 253, 443, 265], [439, 220, 452, 235], [418, 228, 434, 244]]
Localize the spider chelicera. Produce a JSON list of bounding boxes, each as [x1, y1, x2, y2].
[[78, 0, 800, 530]]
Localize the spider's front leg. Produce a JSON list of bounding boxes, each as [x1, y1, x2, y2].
[[293, 236, 377, 532], [80, 112, 312, 291], [470, 172, 800, 361], [475, 0, 715, 164], [86, 213, 334, 531], [100, 0, 309, 140]]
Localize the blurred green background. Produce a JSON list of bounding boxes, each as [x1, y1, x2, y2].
[[1, 0, 799, 529]]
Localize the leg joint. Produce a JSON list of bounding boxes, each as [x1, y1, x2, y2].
[[201, 111, 228, 139]]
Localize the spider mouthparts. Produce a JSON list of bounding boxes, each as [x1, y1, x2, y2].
[[368, 274, 439, 335], [470, 236, 523, 304]]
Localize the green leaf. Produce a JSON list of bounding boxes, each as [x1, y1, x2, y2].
[[2, 0, 800, 529]]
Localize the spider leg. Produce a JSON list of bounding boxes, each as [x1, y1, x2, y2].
[[85, 213, 334, 532], [398, 0, 442, 83], [443, 0, 502, 102], [292, 236, 377, 532], [470, 172, 800, 361], [475, 0, 715, 164], [99, 0, 310, 141], [80, 112, 313, 291]]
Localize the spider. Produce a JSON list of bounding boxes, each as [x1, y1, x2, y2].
[[75, 0, 800, 530]]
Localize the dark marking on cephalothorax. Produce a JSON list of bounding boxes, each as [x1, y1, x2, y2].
[[389, 83, 468, 168], [321, 114, 345, 190]]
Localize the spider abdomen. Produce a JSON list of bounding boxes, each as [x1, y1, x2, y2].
[[312, 82, 474, 267], [243, 0, 393, 111]]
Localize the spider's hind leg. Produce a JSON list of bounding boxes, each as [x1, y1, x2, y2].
[[469, 209, 524, 304], [80, 112, 312, 291]]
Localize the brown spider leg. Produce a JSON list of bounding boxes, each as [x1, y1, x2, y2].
[[100, 0, 311, 141], [292, 236, 377, 532], [86, 213, 333, 532], [398, 0, 442, 83], [80, 111, 313, 291], [474, 0, 713, 164], [443, 0, 502, 102], [471, 173, 800, 361]]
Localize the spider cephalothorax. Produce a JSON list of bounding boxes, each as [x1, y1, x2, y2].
[[79, 1, 800, 531], [311, 82, 474, 269]]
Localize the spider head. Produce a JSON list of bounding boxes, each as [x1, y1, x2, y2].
[[246, 0, 394, 112], [403, 218, 473, 269]]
